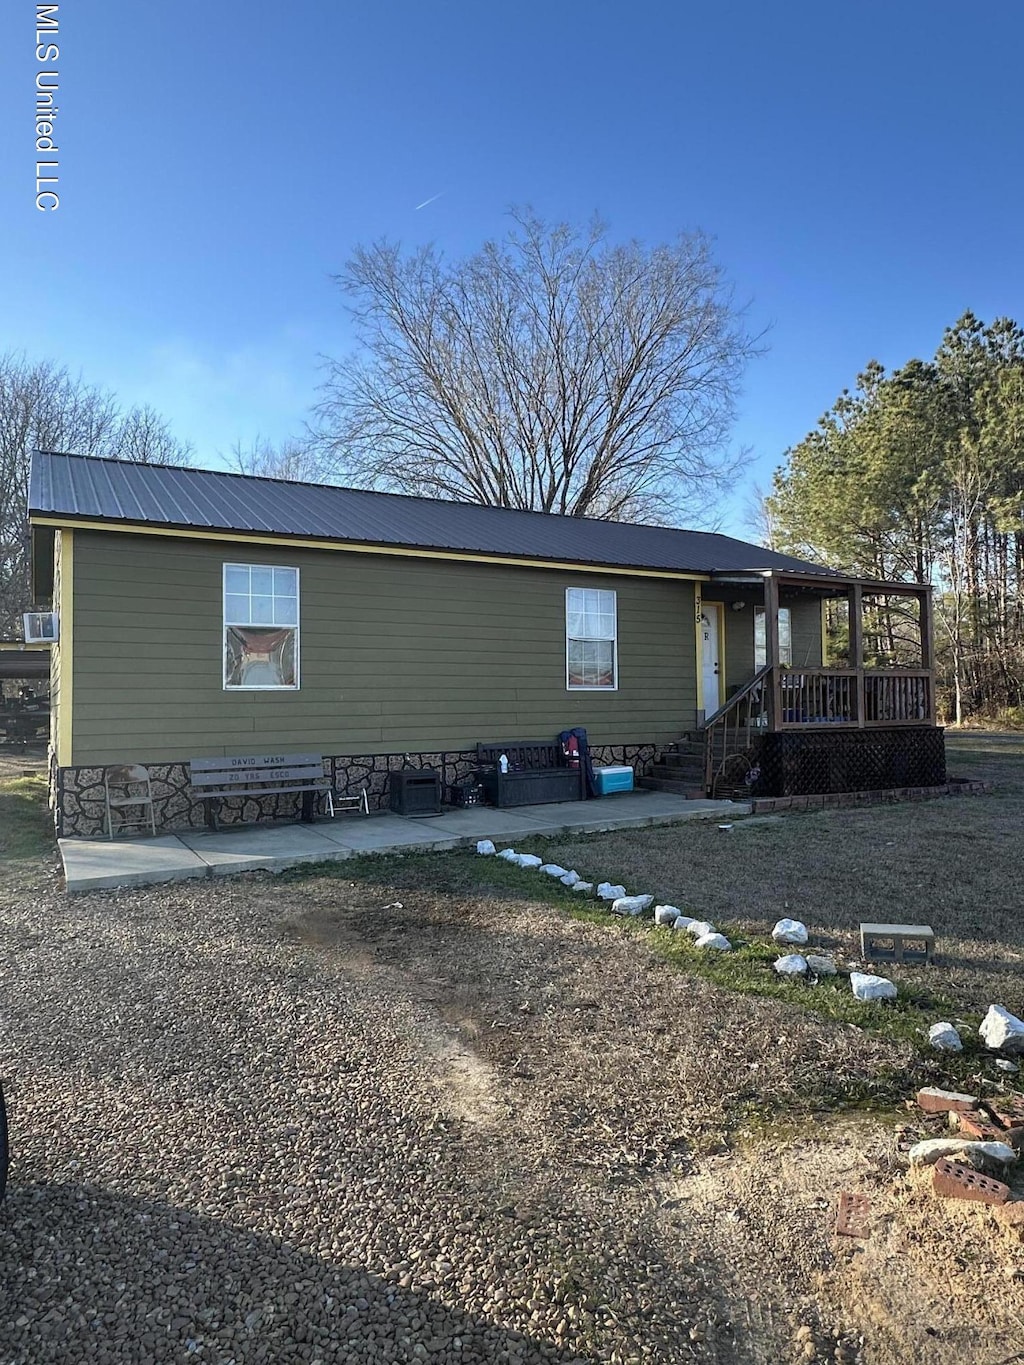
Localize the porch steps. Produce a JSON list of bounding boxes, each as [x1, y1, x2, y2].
[[638, 737, 707, 798]]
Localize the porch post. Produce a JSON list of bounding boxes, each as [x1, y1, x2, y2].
[[919, 586, 935, 723], [850, 582, 864, 727], [764, 572, 783, 730]]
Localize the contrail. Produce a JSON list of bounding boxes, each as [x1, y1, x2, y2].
[[414, 192, 444, 211]]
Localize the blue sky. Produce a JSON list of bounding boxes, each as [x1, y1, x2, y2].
[[2, 1, 1022, 534]]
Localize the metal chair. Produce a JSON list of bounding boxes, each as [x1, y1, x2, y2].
[[325, 785, 370, 818], [103, 764, 157, 839]]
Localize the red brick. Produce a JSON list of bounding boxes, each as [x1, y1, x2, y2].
[[932, 1158, 1009, 1206], [836, 1191, 872, 1239], [956, 1111, 1003, 1142], [917, 1087, 979, 1115], [981, 1095, 1024, 1130], [1001, 1125, 1024, 1152]]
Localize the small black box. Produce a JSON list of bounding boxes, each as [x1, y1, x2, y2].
[[388, 767, 442, 816]]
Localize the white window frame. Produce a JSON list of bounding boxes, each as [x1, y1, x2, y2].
[[222, 562, 300, 691], [754, 606, 792, 668], [565, 587, 619, 691]]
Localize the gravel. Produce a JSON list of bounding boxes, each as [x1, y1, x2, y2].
[[0, 873, 729, 1365]]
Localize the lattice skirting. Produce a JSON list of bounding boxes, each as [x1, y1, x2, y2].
[[53, 743, 659, 838], [751, 727, 946, 799]]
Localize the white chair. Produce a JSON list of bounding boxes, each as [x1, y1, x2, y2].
[[104, 764, 157, 839]]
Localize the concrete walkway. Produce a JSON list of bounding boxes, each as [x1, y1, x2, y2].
[[58, 790, 751, 893]]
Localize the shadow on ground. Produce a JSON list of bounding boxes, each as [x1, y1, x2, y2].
[[0, 1180, 585, 1365]]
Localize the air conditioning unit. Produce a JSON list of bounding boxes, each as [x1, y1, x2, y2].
[[23, 611, 59, 643]]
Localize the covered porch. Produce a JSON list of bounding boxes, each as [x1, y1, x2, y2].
[[701, 570, 941, 797]]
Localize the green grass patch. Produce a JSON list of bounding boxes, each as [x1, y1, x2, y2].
[[0, 774, 52, 863], [282, 844, 986, 1072]]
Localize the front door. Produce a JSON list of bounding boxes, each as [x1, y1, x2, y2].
[[701, 603, 722, 714]]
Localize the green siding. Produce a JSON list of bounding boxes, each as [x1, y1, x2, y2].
[[69, 531, 699, 764]]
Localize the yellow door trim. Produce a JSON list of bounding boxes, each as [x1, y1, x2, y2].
[[716, 601, 727, 708], [820, 598, 829, 665], [694, 588, 704, 716], [56, 528, 74, 767], [28, 517, 711, 584]]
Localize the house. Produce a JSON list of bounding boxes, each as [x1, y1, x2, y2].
[[28, 451, 944, 836]]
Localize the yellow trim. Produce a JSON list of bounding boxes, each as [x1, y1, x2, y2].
[[0, 641, 51, 652], [820, 598, 829, 665], [716, 601, 727, 708], [56, 528, 74, 766], [694, 587, 703, 715], [28, 516, 710, 583]]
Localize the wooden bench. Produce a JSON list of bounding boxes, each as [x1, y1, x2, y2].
[[860, 921, 935, 965], [189, 753, 329, 830], [476, 741, 584, 808]]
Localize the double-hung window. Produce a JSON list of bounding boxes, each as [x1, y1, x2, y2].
[[566, 587, 617, 689], [754, 606, 792, 668], [223, 564, 299, 689]]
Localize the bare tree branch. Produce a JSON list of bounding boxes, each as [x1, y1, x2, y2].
[[0, 353, 192, 635], [311, 208, 761, 523]]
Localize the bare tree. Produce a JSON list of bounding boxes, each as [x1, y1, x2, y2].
[[0, 353, 193, 636], [228, 436, 324, 483], [312, 209, 760, 523]]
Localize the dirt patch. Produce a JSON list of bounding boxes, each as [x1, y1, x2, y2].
[[680, 1118, 1024, 1364], [273, 871, 1024, 1363]]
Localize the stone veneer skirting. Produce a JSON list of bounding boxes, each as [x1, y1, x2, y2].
[[53, 744, 659, 838]]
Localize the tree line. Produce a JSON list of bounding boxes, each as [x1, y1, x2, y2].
[[0, 353, 192, 638], [764, 312, 1024, 723]]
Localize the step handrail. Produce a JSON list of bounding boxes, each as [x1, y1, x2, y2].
[[703, 664, 774, 794]]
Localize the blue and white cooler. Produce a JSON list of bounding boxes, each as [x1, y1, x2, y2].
[[594, 764, 634, 796]]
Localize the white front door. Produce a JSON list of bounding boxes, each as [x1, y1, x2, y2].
[[701, 603, 722, 713]]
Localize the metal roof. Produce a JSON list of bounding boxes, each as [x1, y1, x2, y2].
[[29, 450, 831, 577]]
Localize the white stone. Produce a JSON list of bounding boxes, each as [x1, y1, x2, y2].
[[979, 1004, 1024, 1055], [476, 840, 497, 855], [497, 848, 518, 861], [772, 918, 808, 946], [654, 905, 680, 927], [805, 954, 837, 976], [686, 920, 716, 939], [908, 1137, 1016, 1168], [516, 854, 543, 869], [672, 915, 696, 931], [928, 1022, 963, 1052], [571, 881, 594, 894], [995, 1058, 1020, 1073], [539, 863, 570, 878], [850, 971, 897, 1001], [774, 954, 808, 976], [597, 882, 627, 901], [694, 931, 731, 951], [610, 895, 654, 917], [560, 870, 580, 886]]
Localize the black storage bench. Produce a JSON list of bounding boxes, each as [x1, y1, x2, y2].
[[476, 741, 584, 808]]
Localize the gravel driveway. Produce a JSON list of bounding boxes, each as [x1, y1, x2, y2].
[[0, 871, 742, 1365]]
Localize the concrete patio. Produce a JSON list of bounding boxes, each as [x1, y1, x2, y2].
[[58, 790, 750, 893]]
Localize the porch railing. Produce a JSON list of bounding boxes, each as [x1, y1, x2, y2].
[[702, 664, 935, 794], [778, 667, 933, 728], [703, 665, 772, 795]]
